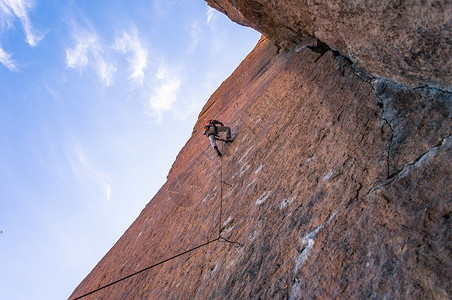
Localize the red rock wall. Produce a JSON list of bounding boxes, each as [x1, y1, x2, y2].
[[207, 0, 452, 91], [70, 36, 451, 299]]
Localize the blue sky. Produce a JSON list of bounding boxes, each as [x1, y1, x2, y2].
[[0, 1, 259, 299]]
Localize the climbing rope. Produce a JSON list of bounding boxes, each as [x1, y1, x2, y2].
[[219, 150, 223, 236], [232, 0, 243, 25], [73, 238, 220, 300], [72, 140, 241, 300], [219, 236, 242, 247]]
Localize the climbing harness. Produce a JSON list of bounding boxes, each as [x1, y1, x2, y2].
[[204, 119, 222, 136], [232, 0, 243, 25], [72, 137, 240, 300]]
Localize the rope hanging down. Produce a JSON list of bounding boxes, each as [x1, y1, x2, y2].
[[73, 238, 220, 300], [219, 150, 224, 235], [232, 0, 243, 25], [72, 141, 241, 300]]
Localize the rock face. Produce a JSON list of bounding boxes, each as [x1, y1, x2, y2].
[[206, 0, 452, 91], [70, 34, 451, 299]]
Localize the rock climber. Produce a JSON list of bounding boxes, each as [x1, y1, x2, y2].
[[204, 119, 233, 157]]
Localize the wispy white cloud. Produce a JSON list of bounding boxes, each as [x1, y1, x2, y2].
[[151, 0, 164, 18], [95, 53, 116, 87], [0, 0, 44, 70], [0, 1, 14, 28], [65, 24, 116, 87], [206, 7, 217, 25], [67, 137, 112, 202], [187, 21, 201, 54], [205, 6, 225, 54], [146, 64, 181, 122], [112, 29, 148, 86], [65, 29, 95, 69], [151, 0, 176, 19], [105, 185, 111, 201], [0, 0, 45, 47], [171, 97, 203, 122], [66, 21, 151, 88], [0, 46, 17, 71]]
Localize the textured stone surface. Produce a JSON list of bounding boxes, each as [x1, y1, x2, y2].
[[206, 0, 452, 91], [70, 36, 451, 299], [373, 79, 452, 177]]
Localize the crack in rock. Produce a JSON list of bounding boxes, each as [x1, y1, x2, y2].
[[367, 135, 452, 195], [396, 135, 451, 179], [374, 80, 396, 179], [375, 88, 396, 179], [370, 78, 451, 179]]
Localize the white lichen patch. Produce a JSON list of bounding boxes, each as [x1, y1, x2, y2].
[[289, 280, 301, 300], [322, 169, 333, 181], [225, 258, 238, 269], [239, 146, 254, 163], [221, 216, 235, 234], [246, 179, 256, 188], [304, 155, 315, 164], [279, 197, 293, 210], [294, 211, 338, 274], [202, 193, 217, 204], [295, 43, 307, 52], [233, 164, 250, 180], [254, 164, 263, 174], [294, 230, 317, 274], [255, 191, 272, 205], [204, 262, 219, 279], [222, 216, 233, 227], [240, 164, 250, 175], [222, 225, 235, 234], [248, 230, 259, 241]]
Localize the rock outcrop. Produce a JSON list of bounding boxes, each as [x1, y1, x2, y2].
[[71, 1, 452, 298], [70, 32, 451, 299], [207, 0, 452, 91]]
